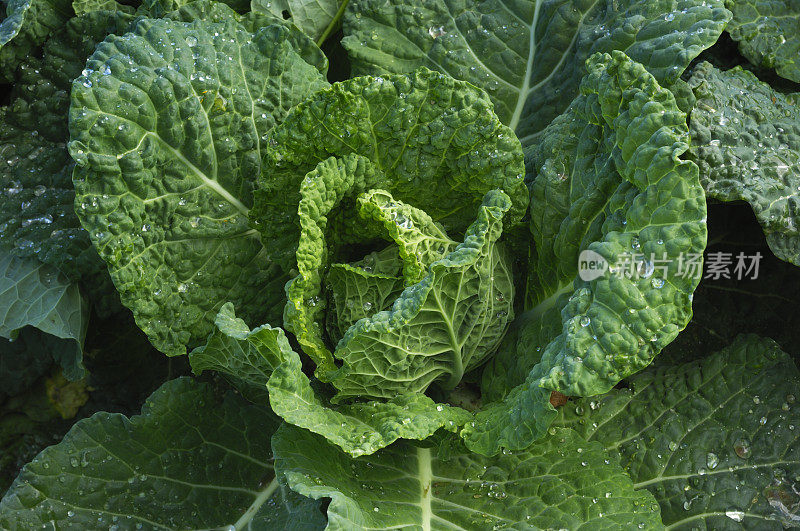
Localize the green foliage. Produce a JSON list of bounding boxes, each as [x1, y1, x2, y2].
[[0, 378, 325, 528], [342, 0, 730, 149], [555, 334, 800, 528], [69, 17, 329, 356], [464, 50, 707, 456], [274, 424, 663, 529], [725, 0, 800, 83], [688, 61, 800, 266], [0, 252, 87, 379], [2, 0, 800, 527]]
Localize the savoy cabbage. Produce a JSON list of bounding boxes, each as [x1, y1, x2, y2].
[[0, 0, 798, 528]]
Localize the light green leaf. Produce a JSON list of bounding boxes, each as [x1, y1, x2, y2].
[[69, 18, 329, 355], [72, 0, 132, 15], [330, 189, 515, 400], [285, 154, 382, 375], [251, 66, 529, 272], [188, 302, 289, 388], [0, 378, 325, 529], [324, 246, 404, 344], [269, 350, 472, 457], [0, 0, 72, 82], [357, 189, 455, 285], [688, 62, 800, 266], [251, 0, 346, 44], [725, 0, 800, 82], [189, 303, 471, 457], [0, 252, 87, 379], [274, 424, 663, 530], [555, 334, 800, 529], [342, 0, 730, 147], [466, 51, 707, 455]]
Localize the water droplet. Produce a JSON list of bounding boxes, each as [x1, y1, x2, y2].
[[186, 35, 198, 47], [579, 316, 590, 327], [651, 277, 664, 289], [725, 510, 744, 522], [428, 25, 446, 39], [733, 438, 751, 458], [706, 452, 719, 469], [631, 237, 640, 250], [664, 13, 675, 21], [363, 301, 373, 311]]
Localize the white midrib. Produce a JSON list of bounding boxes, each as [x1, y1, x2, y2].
[[508, 0, 541, 131], [418, 447, 433, 531], [232, 477, 279, 530], [155, 133, 250, 215]]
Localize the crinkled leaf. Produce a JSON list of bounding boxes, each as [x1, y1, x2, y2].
[[342, 0, 730, 146], [72, 0, 132, 15], [725, 0, 800, 82], [285, 154, 382, 375], [555, 334, 800, 529], [69, 18, 329, 355], [189, 303, 470, 456], [357, 188, 455, 285], [0, 252, 87, 380], [251, 66, 528, 271], [324, 247, 404, 344], [251, 0, 344, 43], [0, 378, 326, 529], [688, 62, 800, 266], [0, 0, 72, 82], [137, 0, 249, 17], [465, 51, 707, 455], [269, 351, 472, 457], [331, 189, 515, 399], [0, 12, 132, 292], [274, 424, 663, 530]]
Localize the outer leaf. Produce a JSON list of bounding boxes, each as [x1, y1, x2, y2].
[[357, 188, 455, 284], [0, 11, 132, 289], [68, 18, 329, 355], [725, 0, 800, 82], [189, 303, 471, 456], [324, 247, 404, 343], [688, 62, 800, 266], [274, 424, 663, 530], [251, 0, 345, 43], [251, 66, 528, 271], [0, 0, 72, 82], [555, 334, 800, 529], [0, 378, 326, 529], [465, 51, 707, 455], [331, 189, 515, 399], [0, 252, 87, 379], [342, 0, 730, 147]]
